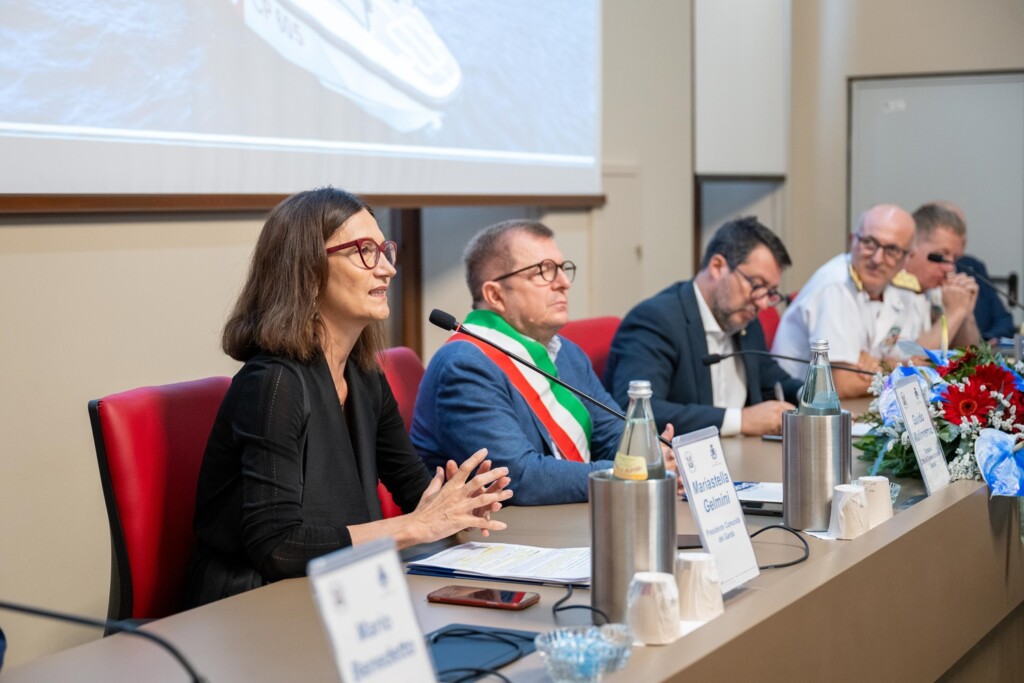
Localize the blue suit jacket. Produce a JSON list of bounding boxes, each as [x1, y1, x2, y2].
[[411, 336, 622, 506], [604, 280, 801, 433]]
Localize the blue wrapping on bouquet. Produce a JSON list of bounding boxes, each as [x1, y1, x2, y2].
[[975, 428, 1024, 496], [876, 365, 946, 426]]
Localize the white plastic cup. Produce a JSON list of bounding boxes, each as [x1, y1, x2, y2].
[[828, 484, 869, 539], [675, 552, 724, 622], [856, 475, 894, 528], [626, 572, 679, 645]]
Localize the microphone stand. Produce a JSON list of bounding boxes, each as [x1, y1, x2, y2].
[[0, 599, 207, 682], [703, 350, 878, 376], [429, 309, 672, 448]]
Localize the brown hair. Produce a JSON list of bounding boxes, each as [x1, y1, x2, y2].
[[463, 219, 555, 308], [222, 187, 385, 370], [912, 202, 967, 240]]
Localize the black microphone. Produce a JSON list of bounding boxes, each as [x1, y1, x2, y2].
[[428, 309, 672, 448], [702, 350, 877, 376], [0, 599, 206, 682], [927, 252, 1024, 312]]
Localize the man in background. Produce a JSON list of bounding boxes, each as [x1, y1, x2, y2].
[[902, 202, 980, 348], [923, 200, 1015, 342], [772, 204, 927, 398], [604, 217, 799, 437]]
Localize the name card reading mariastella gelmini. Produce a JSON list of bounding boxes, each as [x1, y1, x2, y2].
[[894, 374, 951, 495], [674, 426, 759, 593], [308, 538, 437, 683]]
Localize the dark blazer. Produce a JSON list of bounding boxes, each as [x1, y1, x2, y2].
[[183, 352, 431, 608], [604, 280, 801, 432]]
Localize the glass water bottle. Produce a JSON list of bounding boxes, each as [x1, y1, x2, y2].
[[612, 380, 666, 480], [797, 339, 841, 415]]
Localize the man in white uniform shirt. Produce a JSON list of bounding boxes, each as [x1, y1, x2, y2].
[[772, 204, 930, 398]]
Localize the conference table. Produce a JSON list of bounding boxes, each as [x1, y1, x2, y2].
[[8, 404, 1024, 682]]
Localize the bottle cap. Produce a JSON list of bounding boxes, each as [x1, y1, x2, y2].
[[627, 380, 653, 398], [809, 338, 830, 352]]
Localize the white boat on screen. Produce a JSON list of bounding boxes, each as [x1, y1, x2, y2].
[[239, 0, 462, 132]]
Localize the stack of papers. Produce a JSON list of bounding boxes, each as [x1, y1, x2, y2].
[[407, 542, 590, 586]]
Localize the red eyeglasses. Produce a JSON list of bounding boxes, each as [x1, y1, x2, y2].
[[326, 238, 398, 269]]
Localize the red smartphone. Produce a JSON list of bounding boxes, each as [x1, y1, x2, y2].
[[427, 585, 540, 610]]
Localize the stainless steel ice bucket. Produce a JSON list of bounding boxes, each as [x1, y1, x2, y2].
[[589, 470, 677, 623], [782, 410, 852, 531]]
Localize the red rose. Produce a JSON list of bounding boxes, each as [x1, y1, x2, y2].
[[940, 379, 998, 426]]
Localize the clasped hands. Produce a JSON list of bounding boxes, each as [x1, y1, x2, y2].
[[413, 448, 513, 539], [941, 272, 979, 313]]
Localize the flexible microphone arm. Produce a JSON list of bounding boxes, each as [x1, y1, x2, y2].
[[429, 309, 672, 448], [702, 350, 878, 377], [0, 599, 207, 682], [927, 253, 1024, 313]]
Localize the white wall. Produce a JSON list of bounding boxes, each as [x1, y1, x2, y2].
[[694, 0, 790, 175]]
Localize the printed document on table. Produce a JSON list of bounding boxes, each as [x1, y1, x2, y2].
[[406, 542, 590, 586]]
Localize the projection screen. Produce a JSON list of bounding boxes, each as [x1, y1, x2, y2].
[[0, 0, 600, 198]]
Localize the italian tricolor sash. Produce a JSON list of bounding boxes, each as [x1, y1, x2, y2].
[[448, 310, 593, 462]]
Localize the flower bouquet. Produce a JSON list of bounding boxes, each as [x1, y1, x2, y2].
[[854, 345, 1024, 491]]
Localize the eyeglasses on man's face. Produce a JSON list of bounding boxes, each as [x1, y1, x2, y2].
[[854, 233, 909, 262], [732, 266, 785, 306], [492, 259, 577, 284], [326, 238, 398, 269]]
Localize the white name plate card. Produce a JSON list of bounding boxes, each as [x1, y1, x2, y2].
[[673, 426, 759, 592], [308, 538, 437, 683], [894, 375, 951, 495]]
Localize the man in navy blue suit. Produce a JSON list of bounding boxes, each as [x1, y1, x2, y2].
[[605, 217, 800, 437]]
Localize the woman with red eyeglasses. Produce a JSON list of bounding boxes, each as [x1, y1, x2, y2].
[[183, 187, 511, 608]]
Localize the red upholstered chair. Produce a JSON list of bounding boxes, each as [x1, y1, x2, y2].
[[89, 376, 230, 624], [757, 307, 782, 349], [378, 346, 425, 431], [558, 316, 621, 378], [376, 346, 427, 519]]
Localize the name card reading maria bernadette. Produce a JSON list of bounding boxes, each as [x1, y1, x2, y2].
[[308, 538, 436, 683]]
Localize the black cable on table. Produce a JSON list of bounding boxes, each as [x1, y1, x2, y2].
[[437, 667, 512, 683], [551, 584, 609, 624], [750, 523, 811, 570]]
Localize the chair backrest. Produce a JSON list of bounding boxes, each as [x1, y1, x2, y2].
[[375, 346, 427, 519], [558, 316, 621, 378], [757, 307, 782, 349], [377, 346, 426, 431], [89, 376, 231, 622]]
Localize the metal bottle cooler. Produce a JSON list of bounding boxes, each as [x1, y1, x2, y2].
[[589, 470, 677, 623], [782, 410, 853, 531]]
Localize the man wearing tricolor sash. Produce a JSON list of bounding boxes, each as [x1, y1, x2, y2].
[[411, 220, 668, 505]]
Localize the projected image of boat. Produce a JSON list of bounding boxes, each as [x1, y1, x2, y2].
[[239, 0, 462, 132]]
